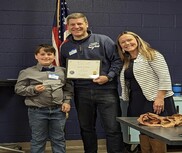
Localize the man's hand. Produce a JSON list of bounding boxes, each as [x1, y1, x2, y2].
[[93, 76, 109, 85]]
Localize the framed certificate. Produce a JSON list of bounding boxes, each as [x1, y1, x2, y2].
[[66, 59, 101, 79]]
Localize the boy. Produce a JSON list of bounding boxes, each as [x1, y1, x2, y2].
[[15, 44, 73, 153]]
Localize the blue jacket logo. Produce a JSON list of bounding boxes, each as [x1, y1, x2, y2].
[[88, 42, 100, 50]]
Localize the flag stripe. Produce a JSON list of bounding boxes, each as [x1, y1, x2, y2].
[[52, 0, 69, 66]]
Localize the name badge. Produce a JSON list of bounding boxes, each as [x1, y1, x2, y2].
[[48, 74, 59, 80], [69, 49, 77, 56]]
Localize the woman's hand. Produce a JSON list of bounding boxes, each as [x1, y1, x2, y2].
[[153, 97, 164, 114], [153, 90, 166, 114]]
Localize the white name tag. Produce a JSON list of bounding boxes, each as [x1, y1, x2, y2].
[[69, 49, 77, 56], [48, 74, 59, 80]]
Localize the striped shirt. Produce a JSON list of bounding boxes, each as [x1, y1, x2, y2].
[[120, 51, 174, 101]]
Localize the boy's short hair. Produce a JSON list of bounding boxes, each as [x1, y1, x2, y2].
[[35, 44, 56, 55]]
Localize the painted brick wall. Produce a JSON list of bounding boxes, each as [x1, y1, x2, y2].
[[0, 0, 182, 142]]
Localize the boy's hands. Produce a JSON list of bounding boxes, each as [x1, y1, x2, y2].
[[62, 103, 71, 113], [34, 84, 46, 92], [34, 84, 71, 113]]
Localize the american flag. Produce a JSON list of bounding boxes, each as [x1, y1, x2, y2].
[[52, 0, 69, 66]]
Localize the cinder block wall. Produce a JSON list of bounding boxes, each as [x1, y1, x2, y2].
[[0, 0, 182, 141]]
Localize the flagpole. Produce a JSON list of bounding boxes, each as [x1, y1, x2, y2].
[[57, 0, 60, 27]]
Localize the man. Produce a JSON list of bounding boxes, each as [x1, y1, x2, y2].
[[60, 13, 125, 153]]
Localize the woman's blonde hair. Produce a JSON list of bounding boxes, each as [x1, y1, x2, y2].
[[116, 31, 156, 68]]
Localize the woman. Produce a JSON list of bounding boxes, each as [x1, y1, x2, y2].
[[116, 31, 177, 153]]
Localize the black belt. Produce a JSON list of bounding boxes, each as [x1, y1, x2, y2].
[[28, 105, 61, 110]]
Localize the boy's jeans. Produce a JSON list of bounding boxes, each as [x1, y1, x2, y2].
[[28, 106, 66, 153]]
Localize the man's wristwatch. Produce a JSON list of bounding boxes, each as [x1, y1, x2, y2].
[[106, 75, 113, 82]]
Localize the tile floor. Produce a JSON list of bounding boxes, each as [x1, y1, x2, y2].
[[0, 140, 182, 153], [0, 140, 106, 153]]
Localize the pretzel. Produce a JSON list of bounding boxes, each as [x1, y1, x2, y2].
[[137, 112, 182, 128]]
